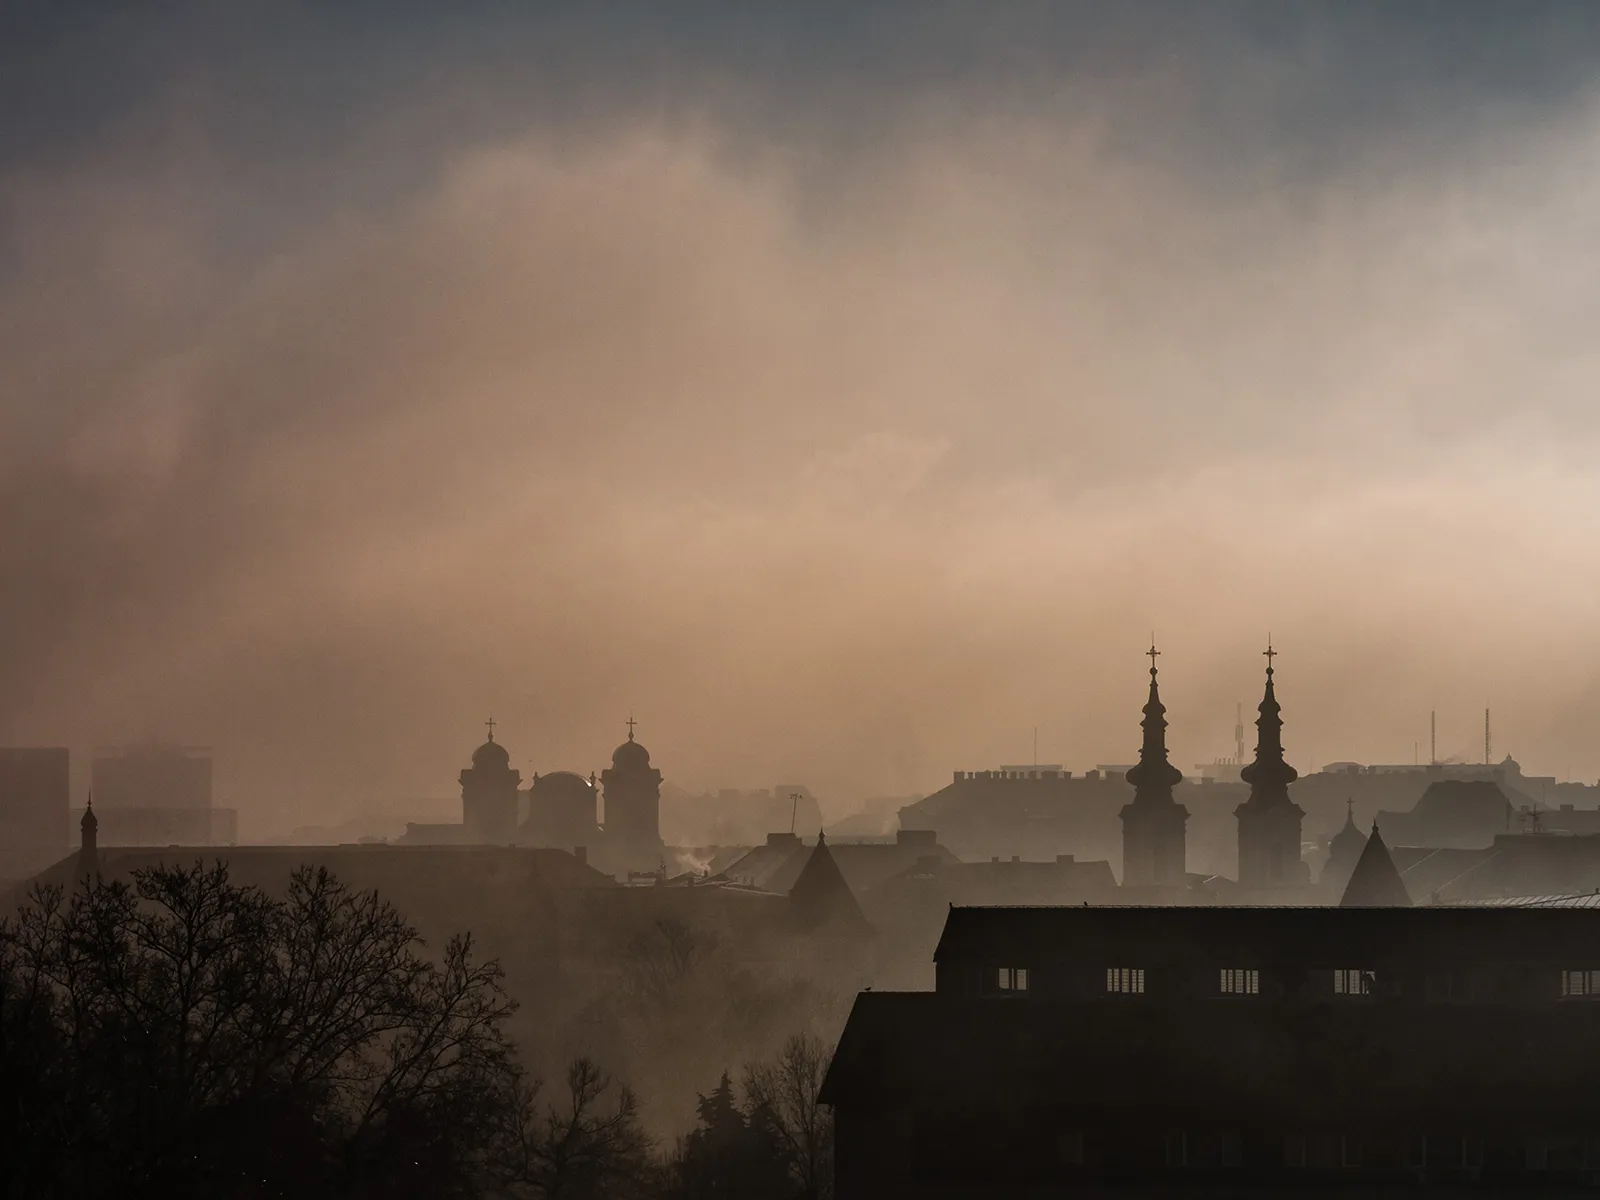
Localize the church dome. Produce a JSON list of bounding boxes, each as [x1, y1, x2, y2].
[[472, 738, 511, 770], [612, 737, 651, 771], [1328, 805, 1365, 861]]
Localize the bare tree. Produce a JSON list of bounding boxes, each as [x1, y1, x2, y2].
[[742, 1034, 833, 1200], [494, 1056, 653, 1199], [0, 862, 526, 1198]]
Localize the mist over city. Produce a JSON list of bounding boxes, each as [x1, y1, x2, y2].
[[7, 3, 1600, 1197]]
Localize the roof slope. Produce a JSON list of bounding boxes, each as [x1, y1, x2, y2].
[[1340, 824, 1412, 907], [788, 834, 873, 937]]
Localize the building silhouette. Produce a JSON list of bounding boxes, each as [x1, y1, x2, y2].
[[1234, 644, 1309, 890], [460, 723, 521, 841], [1339, 822, 1412, 907], [1319, 800, 1366, 891], [84, 741, 234, 846], [0, 747, 69, 880], [403, 718, 664, 874], [1119, 644, 1189, 890], [822, 902, 1600, 1195], [599, 720, 664, 867]]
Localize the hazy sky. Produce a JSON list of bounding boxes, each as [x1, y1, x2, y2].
[[8, 2, 1600, 834]]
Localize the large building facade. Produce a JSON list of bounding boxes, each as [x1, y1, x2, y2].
[[823, 902, 1600, 1197]]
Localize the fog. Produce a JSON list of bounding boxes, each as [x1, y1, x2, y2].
[[7, 3, 1600, 836]]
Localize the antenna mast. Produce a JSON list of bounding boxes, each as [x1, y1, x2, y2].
[[1234, 702, 1244, 764], [1430, 710, 1436, 767], [789, 792, 801, 835], [1485, 708, 1491, 766]]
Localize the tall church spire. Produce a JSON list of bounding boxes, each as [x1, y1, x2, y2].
[[1120, 642, 1189, 890], [1239, 639, 1298, 797], [1125, 641, 1182, 796], [1234, 639, 1308, 889]]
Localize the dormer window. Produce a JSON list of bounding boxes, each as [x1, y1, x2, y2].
[[1219, 968, 1259, 995], [1106, 967, 1145, 994]]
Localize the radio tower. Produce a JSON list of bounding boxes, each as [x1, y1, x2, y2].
[[1485, 708, 1491, 766], [1430, 710, 1436, 766], [1234, 702, 1244, 764]]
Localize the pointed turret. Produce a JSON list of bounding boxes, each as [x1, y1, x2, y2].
[[1234, 641, 1308, 889], [789, 831, 873, 937], [1340, 823, 1412, 907], [1238, 644, 1298, 797], [77, 791, 99, 882], [1120, 642, 1189, 889]]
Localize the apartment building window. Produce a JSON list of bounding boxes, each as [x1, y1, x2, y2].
[[1526, 1134, 1600, 1170], [1333, 968, 1373, 996], [1164, 1132, 1241, 1168], [1219, 968, 1259, 995], [1106, 967, 1145, 994], [990, 967, 1028, 994], [1560, 969, 1600, 997]]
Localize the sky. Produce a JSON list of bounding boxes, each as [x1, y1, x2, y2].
[[7, 1, 1600, 835]]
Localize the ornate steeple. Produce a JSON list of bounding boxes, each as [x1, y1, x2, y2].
[[1119, 641, 1189, 889], [1239, 639, 1298, 798], [1125, 641, 1183, 795]]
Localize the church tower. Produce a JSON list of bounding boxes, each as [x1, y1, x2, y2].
[[600, 717, 663, 869], [77, 792, 98, 882], [1234, 643, 1309, 888], [1119, 643, 1189, 889], [461, 719, 521, 842]]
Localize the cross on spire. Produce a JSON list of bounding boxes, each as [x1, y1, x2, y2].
[[625, 714, 637, 742], [1263, 638, 1277, 676], [485, 716, 497, 741], [1146, 637, 1160, 677]]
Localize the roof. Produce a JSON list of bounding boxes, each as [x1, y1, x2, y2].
[[930, 903, 1600, 967], [12, 843, 617, 909], [788, 837, 874, 937], [722, 835, 960, 894], [1339, 825, 1412, 907]]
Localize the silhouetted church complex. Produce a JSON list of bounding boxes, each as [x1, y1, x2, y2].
[[399, 718, 664, 874]]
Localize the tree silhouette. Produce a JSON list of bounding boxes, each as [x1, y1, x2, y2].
[[0, 862, 642, 1199]]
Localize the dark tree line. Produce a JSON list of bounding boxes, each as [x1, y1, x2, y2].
[[0, 864, 651, 1200], [663, 1035, 834, 1200], [0, 864, 833, 1200]]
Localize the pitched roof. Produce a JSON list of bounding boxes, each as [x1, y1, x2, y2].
[[1339, 824, 1412, 907], [788, 834, 873, 937]]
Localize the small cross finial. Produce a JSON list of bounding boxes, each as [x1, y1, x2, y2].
[[1146, 638, 1160, 677], [1263, 638, 1277, 675], [1347, 797, 1354, 818], [485, 716, 496, 741], [626, 713, 637, 741]]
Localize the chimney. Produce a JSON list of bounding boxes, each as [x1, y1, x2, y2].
[[1056, 854, 1076, 864], [573, 846, 587, 866]]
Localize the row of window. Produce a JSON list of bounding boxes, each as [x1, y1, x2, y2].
[[985, 965, 1600, 998], [1052, 1132, 1592, 1171]]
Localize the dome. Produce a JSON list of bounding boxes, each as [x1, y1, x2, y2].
[[471, 738, 511, 770], [612, 737, 651, 770]]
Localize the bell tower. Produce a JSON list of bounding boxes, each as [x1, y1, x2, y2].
[[461, 718, 521, 841], [600, 716, 663, 870], [1119, 642, 1189, 888], [1234, 642, 1308, 888]]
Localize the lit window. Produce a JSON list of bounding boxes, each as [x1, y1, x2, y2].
[[1333, 969, 1373, 996], [1106, 967, 1145, 994], [1220, 968, 1259, 995], [994, 966, 1028, 994], [1560, 969, 1600, 997]]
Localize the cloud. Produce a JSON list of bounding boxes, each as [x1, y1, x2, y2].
[[6, 53, 1600, 833]]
